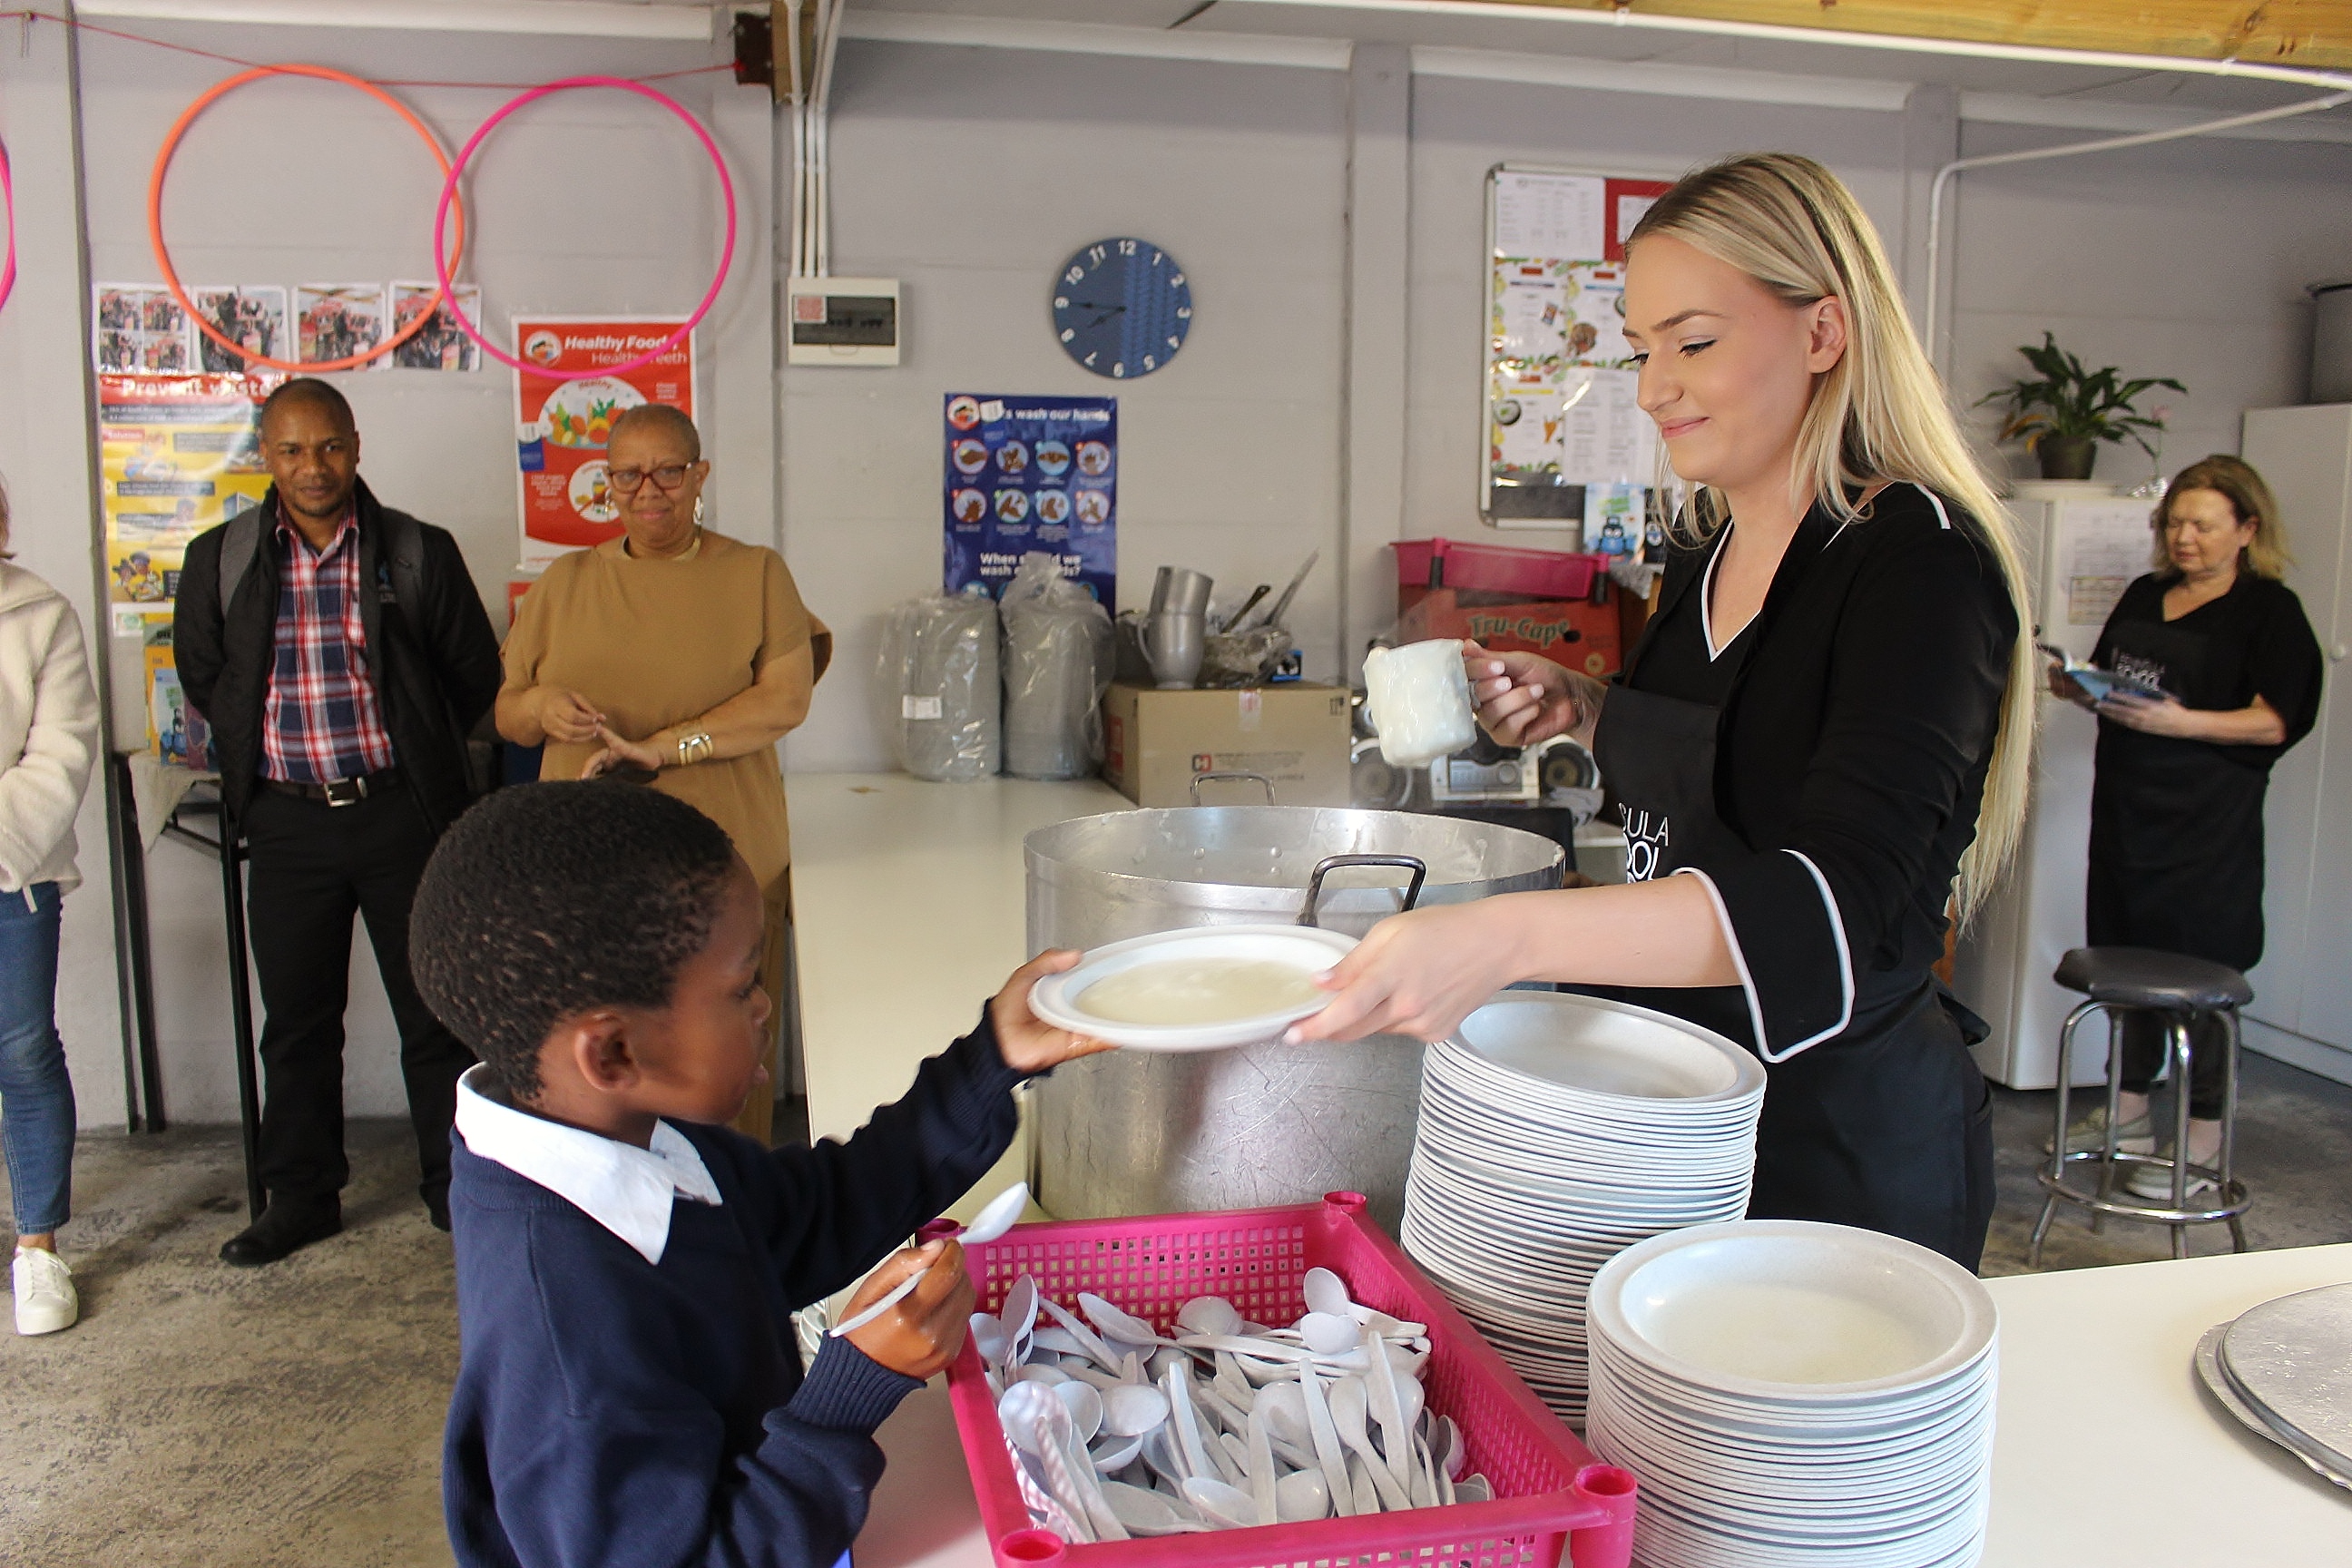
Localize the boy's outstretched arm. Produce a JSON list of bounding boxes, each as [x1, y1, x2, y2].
[[750, 951, 1112, 1307]]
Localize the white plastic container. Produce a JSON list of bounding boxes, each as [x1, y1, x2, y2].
[[1364, 639, 1478, 767]]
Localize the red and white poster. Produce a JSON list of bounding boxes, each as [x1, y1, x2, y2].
[[513, 317, 696, 567]]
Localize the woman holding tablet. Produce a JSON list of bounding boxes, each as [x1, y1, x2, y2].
[[1294, 153, 2034, 1269], [2051, 456, 2321, 1195]]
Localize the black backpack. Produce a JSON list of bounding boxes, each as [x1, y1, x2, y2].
[[214, 505, 426, 621]]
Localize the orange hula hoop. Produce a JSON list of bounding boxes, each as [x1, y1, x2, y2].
[[149, 64, 468, 375]]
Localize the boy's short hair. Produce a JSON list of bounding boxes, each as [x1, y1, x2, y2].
[[411, 782, 739, 1102]]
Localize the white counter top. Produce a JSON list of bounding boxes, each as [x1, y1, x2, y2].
[[792, 775, 2352, 1563], [856, 1242, 2352, 1567], [789, 772, 1128, 1219]]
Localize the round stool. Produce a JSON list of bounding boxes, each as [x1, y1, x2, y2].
[[2031, 946, 2253, 1264]]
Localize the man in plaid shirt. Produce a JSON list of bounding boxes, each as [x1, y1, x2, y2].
[[176, 379, 501, 1267]]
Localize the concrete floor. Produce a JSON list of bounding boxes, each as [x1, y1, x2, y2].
[[3, 1059, 2347, 1563]]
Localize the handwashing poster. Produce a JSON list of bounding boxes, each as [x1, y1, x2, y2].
[[513, 317, 696, 567], [942, 392, 1117, 609]]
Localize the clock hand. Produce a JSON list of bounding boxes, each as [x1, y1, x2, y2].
[[1081, 308, 1127, 331]]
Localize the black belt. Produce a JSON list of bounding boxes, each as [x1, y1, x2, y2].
[[261, 766, 401, 807]]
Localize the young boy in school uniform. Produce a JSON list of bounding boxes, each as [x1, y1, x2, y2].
[[407, 780, 1107, 1568]]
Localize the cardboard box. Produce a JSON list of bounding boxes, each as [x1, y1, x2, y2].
[[1396, 587, 1622, 678], [1102, 682, 1352, 808]]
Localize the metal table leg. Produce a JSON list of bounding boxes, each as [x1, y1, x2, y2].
[[217, 826, 264, 1220], [106, 753, 168, 1132]]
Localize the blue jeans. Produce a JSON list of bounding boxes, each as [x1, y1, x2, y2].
[[0, 883, 75, 1235]]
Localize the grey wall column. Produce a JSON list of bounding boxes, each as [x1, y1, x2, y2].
[[709, 87, 779, 554], [1339, 42, 1410, 681], [0, 16, 131, 1126], [1898, 83, 1961, 366]]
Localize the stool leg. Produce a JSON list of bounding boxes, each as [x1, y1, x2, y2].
[[2168, 1014, 2192, 1260], [2222, 1007, 2247, 1255], [2092, 1009, 2123, 1230], [2029, 1193, 2059, 1269]]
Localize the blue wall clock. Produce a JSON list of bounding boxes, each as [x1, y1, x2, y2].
[[1052, 238, 1191, 378]]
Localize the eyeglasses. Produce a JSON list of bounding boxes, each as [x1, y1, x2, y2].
[[607, 464, 693, 494]]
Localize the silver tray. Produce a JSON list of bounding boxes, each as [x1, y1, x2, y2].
[[2195, 1318, 2352, 1493]]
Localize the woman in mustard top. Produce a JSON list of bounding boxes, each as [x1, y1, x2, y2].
[[495, 405, 829, 1142]]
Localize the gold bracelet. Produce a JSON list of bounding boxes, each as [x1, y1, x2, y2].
[[675, 730, 714, 766]]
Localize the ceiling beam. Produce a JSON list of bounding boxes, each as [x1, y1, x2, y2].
[[1410, 1, 2352, 71]]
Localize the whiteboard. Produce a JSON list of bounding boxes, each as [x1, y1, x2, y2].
[[1483, 164, 1676, 535]]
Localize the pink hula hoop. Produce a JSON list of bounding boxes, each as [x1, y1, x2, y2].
[[0, 134, 16, 318], [432, 76, 735, 380]]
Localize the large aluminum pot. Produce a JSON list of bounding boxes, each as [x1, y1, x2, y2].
[[1026, 803, 1565, 1228]]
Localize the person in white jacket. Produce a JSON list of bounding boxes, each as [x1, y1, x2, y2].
[[0, 476, 99, 1335]]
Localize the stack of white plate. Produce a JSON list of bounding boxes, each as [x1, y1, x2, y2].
[[1398, 991, 1766, 1423], [1585, 1220, 2000, 1568]]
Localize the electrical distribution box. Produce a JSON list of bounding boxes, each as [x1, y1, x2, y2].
[[785, 277, 900, 366]]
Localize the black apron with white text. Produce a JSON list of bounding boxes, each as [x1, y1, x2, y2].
[[1589, 681, 1996, 1269], [2089, 618, 2269, 970]]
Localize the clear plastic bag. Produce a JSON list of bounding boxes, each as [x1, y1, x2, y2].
[[998, 553, 1113, 780], [877, 586, 1001, 782]]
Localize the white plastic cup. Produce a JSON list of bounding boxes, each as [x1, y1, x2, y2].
[[1364, 639, 1478, 767]]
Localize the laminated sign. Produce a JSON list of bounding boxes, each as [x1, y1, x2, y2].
[[942, 392, 1116, 609], [514, 318, 696, 566]]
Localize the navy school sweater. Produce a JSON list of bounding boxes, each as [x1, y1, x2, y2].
[[442, 1009, 1026, 1568]]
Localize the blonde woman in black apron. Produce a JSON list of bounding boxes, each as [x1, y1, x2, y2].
[[1293, 153, 2035, 1269], [2053, 456, 2321, 1200]]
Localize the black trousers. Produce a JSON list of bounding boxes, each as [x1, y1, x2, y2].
[[241, 786, 475, 1210], [2115, 1010, 2231, 1122]]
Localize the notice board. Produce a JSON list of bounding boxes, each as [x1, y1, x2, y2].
[[1484, 165, 1675, 533]]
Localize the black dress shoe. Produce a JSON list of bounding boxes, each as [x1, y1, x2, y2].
[[426, 1201, 451, 1233], [220, 1200, 342, 1268]]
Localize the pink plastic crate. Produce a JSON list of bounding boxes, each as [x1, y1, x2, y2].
[[945, 1192, 1637, 1568], [1393, 538, 1602, 601]]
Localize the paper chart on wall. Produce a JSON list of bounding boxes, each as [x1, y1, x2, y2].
[[512, 317, 696, 568], [93, 285, 196, 375], [1494, 172, 1604, 263], [296, 285, 387, 363], [1485, 168, 1675, 524], [96, 373, 277, 611], [1559, 368, 1656, 485], [190, 287, 290, 373], [2063, 498, 2155, 626]]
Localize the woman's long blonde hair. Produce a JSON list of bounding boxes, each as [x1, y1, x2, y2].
[[1628, 153, 2034, 924], [2151, 455, 2290, 579]]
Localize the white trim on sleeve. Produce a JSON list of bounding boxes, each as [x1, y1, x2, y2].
[[1784, 849, 1857, 1057], [1670, 867, 1771, 1058], [1915, 485, 1954, 530]]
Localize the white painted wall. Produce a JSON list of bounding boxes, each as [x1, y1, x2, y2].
[[1946, 122, 2352, 485], [21, 17, 770, 1124], [783, 40, 1350, 772], [11, 19, 2352, 1126]]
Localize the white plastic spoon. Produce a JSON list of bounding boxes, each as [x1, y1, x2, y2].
[[1175, 1295, 1242, 1337], [1274, 1465, 1331, 1523], [1098, 1480, 1204, 1536], [1079, 1292, 1164, 1348], [1328, 1375, 1411, 1510], [829, 1183, 1028, 1339], [1102, 1381, 1169, 1438], [1243, 1401, 1278, 1526], [1298, 1358, 1356, 1518], [1181, 1476, 1261, 1530]]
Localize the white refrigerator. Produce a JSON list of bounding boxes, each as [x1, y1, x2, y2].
[[1954, 480, 2160, 1088]]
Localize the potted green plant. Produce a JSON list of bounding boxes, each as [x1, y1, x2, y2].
[[1979, 333, 2184, 481]]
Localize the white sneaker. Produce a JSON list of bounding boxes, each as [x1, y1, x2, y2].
[[13, 1247, 79, 1336], [2043, 1105, 2155, 1157], [2125, 1161, 2220, 1204]]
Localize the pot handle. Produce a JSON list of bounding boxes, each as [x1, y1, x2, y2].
[[1298, 854, 1427, 927], [1189, 769, 1276, 807]]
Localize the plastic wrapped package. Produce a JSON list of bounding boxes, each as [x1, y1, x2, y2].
[[877, 586, 1001, 781], [1363, 639, 1477, 766], [999, 553, 1113, 779], [1200, 625, 1294, 688]]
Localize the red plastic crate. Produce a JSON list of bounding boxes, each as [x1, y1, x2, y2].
[[945, 1191, 1637, 1568], [1393, 538, 1602, 601]]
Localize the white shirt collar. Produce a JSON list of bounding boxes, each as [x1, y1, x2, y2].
[[455, 1065, 723, 1265]]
